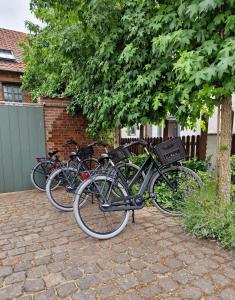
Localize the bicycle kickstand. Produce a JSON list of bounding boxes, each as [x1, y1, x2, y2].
[[132, 210, 135, 223]]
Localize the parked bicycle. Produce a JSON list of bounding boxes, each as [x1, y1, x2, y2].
[[45, 141, 108, 211], [73, 138, 203, 239], [30, 138, 79, 191]]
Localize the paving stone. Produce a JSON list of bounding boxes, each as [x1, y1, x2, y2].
[[0, 266, 13, 277], [5, 271, 25, 284], [158, 277, 179, 292], [27, 265, 48, 278], [43, 272, 64, 288], [24, 279, 45, 292], [139, 285, 162, 298], [172, 269, 194, 284], [0, 283, 23, 299], [116, 291, 142, 300], [129, 260, 146, 271], [136, 270, 156, 283], [164, 258, 183, 269], [33, 288, 57, 300], [116, 274, 138, 291], [113, 264, 132, 275], [8, 247, 25, 257], [77, 274, 98, 290], [112, 254, 130, 264], [57, 282, 77, 298], [17, 296, 32, 300], [62, 267, 82, 280], [211, 273, 231, 286], [219, 288, 235, 300], [150, 263, 169, 274], [179, 286, 202, 299], [193, 278, 215, 294], [96, 283, 119, 299], [72, 291, 96, 300]]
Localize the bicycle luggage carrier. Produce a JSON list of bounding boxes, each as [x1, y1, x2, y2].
[[108, 146, 130, 163], [154, 137, 186, 165]]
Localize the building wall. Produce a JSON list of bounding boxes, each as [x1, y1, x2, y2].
[[38, 97, 104, 160], [0, 70, 31, 103]]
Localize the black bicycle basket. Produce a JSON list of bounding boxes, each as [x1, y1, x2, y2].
[[108, 146, 130, 164], [77, 145, 94, 160], [154, 137, 186, 165]]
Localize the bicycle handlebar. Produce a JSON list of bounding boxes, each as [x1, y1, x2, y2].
[[88, 141, 109, 148], [124, 139, 148, 149]]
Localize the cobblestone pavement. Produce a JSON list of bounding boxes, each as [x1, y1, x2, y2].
[[0, 190, 234, 300]]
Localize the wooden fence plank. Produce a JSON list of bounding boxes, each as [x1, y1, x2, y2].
[[120, 135, 203, 160]]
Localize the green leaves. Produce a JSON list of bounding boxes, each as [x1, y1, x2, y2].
[[22, 0, 235, 135]]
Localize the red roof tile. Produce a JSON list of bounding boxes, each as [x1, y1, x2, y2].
[[0, 28, 28, 73]]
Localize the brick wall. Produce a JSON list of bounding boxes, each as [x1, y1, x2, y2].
[[38, 97, 105, 160], [0, 70, 31, 103]]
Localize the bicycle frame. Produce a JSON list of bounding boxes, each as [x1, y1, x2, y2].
[[112, 154, 176, 197], [88, 153, 178, 212]]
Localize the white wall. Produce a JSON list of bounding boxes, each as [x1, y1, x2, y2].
[[121, 93, 235, 138], [180, 93, 235, 136]]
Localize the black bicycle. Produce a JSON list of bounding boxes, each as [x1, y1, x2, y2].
[[45, 141, 108, 211], [73, 138, 202, 239], [30, 138, 80, 191]]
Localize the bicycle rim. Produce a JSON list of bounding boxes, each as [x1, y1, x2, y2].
[[47, 168, 81, 211], [150, 166, 202, 216], [31, 162, 54, 191], [74, 176, 129, 239]]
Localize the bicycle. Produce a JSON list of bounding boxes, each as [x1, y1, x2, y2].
[[73, 138, 203, 239], [30, 138, 79, 191], [46, 141, 108, 211]]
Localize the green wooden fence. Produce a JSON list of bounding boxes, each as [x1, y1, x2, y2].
[[0, 104, 46, 193]]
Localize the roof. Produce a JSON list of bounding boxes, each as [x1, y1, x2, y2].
[[0, 28, 28, 73]]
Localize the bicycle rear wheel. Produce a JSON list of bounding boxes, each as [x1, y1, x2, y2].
[[149, 166, 202, 216], [73, 175, 129, 239], [46, 167, 81, 211], [31, 161, 55, 191]]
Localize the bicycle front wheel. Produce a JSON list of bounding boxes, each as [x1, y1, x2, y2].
[[73, 175, 130, 239], [149, 166, 202, 216], [46, 167, 81, 211]]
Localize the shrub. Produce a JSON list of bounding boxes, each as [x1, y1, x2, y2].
[[182, 181, 235, 249]]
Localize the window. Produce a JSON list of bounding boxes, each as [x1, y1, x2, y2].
[[0, 49, 16, 61], [127, 127, 136, 136], [3, 84, 23, 103]]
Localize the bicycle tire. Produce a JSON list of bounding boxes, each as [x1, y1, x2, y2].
[[46, 167, 81, 211], [149, 166, 202, 216], [73, 175, 130, 239], [31, 161, 55, 192]]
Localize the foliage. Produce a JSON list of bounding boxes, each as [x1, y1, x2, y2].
[[182, 157, 211, 172], [130, 154, 210, 173], [182, 181, 235, 249], [22, 0, 235, 136]]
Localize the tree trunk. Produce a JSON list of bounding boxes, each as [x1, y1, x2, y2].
[[139, 125, 144, 139], [198, 115, 208, 161], [217, 95, 232, 204], [163, 120, 169, 141], [114, 128, 120, 148]]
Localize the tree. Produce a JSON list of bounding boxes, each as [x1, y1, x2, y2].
[[22, 0, 235, 202]]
